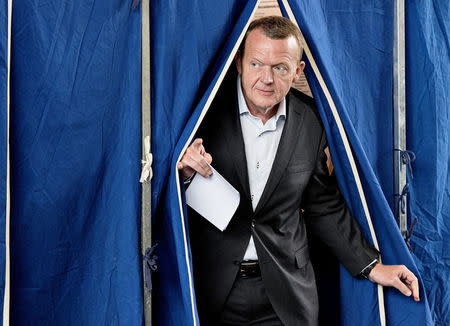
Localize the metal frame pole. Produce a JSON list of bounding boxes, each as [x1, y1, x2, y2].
[[393, 0, 407, 237], [141, 0, 152, 324]]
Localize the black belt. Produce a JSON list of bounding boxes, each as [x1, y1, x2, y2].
[[238, 260, 260, 278]]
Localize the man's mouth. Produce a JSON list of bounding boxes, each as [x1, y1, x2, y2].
[[256, 89, 274, 96]]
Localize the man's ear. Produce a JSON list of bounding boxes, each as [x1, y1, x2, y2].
[[293, 60, 305, 83], [235, 51, 242, 75]]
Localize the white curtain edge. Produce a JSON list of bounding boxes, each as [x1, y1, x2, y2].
[[3, 0, 12, 324]]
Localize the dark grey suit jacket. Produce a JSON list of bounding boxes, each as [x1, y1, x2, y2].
[[187, 74, 378, 326]]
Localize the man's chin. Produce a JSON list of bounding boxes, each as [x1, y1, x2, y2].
[[255, 103, 278, 115]]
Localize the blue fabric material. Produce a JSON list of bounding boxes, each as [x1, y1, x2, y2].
[[406, 1, 450, 324], [5, 0, 447, 324], [0, 0, 8, 319], [10, 1, 143, 325], [280, 0, 434, 325], [151, 1, 257, 324]]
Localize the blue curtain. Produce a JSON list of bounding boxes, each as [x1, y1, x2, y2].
[[406, 1, 450, 325], [10, 1, 143, 324], [0, 0, 8, 320], [281, 0, 434, 324], [5, 0, 447, 325]]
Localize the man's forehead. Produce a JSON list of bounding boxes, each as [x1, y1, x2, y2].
[[248, 48, 297, 63], [243, 29, 300, 59]]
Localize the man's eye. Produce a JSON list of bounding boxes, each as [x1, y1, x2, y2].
[[274, 65, 287, 71], [250, 62, 261, 67]]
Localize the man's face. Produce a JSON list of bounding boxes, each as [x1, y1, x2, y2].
[[236, 28, 305, 114]]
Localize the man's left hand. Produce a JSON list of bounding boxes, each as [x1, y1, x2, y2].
[[368, 263, 420, 302]]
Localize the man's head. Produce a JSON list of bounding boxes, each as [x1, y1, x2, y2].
[[236, 16, 305, 116]]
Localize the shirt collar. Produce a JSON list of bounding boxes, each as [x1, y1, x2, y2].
[[237, 76, 286, 123]]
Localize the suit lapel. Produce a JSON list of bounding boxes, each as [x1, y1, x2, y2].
[[221, 83, 251, 202], [254, 93, 305, 216]]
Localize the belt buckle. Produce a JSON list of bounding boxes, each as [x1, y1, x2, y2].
[[239, 260, 259, 278]]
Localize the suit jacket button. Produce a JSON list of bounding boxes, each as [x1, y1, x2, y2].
[[251, 219, 255, 227]]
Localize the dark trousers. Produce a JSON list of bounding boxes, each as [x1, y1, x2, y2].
[[219, 274, 283, 326]]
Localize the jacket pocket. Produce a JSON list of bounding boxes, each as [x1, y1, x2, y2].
[[294, 246, 310, 269], [286, 163, 314, 174]]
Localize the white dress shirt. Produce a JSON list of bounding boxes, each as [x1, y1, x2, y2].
[[237, 77, 286, 261]]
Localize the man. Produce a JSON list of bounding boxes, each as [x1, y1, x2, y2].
[[178, 16, 419, 326]]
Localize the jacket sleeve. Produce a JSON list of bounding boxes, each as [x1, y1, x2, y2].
[[302, 130, 379, 276]]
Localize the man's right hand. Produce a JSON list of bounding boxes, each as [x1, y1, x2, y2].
[[177, 138, 213, 180]]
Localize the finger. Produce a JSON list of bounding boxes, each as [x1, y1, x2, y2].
[[197, 158, 213, 176], [191, 138, 203, 150], [199, 145, 205, 156], [403, 272, 420, 301], [178, 159, 195, 179], [392, 278, 412, 297], [183, 155, 212, 178], [410, 279, 420, 302], [194, 162, 212, 177], [180, 157, 204, 176], [204, 153, 213, 165], [190, 151, 212, 175]]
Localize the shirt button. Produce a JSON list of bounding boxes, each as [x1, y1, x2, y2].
[[256, 162, 260, 169], [251, 219, 255, 227], [251, 194, 254, 201]]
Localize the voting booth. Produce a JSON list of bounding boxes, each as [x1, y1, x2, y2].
[[1, 0, 449, 325]]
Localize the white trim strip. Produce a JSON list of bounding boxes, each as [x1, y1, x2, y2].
[[174, 2, 261, 325], [280, 0, 386, 324], [3, 0, 12, 324]]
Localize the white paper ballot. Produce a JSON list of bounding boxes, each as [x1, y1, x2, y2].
[[185, 166, 240, 231]]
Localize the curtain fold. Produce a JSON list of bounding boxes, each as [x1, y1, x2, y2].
[[406, 1, 450, 324]]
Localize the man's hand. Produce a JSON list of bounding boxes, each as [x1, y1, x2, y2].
[[177, 138, 213, 180], [368, 263, 420, 302]]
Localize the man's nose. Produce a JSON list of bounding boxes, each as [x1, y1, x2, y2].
[[260, 66, 274, 84]]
